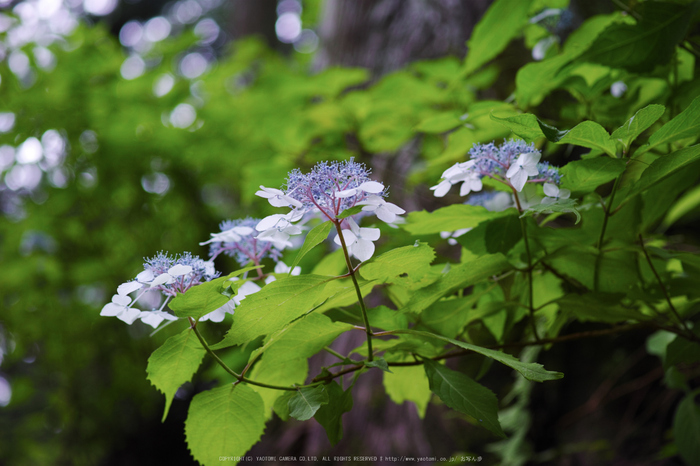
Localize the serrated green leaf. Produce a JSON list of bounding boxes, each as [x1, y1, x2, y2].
[[556, 121, 617, 157], [647, 95, 700, 152], [146, 329, 206, 422], [169, 276, 232, 319], [490, 112, 565, 141], [610, 104, 665, 151], [404, 254, 511, 314], [211, 275, 335, 349], [627, 145, 700, 198], [314, 381, 353, 445], [578, 2, 698, 73], [557, 293, 644, 323], [673, 390, 700, 466], [365, 357, 392, 373], [458, 214, 522, 255], [396, 329, 563, 382], [383, 363, 431, 418], [560, 157, 626, 194], [288, 221, 332, 273], [415, 112, 464, 133], [288, 385, 329, 421], [185, 384, 265, 466], [337, 206, 363, 219], [521, 199, 581, 224], [423, 359, 504, 437], [403, 205, 508, 235], [360, 242, 435, 288], [464, 0, 534, 76], [366, 305, 409, 331]]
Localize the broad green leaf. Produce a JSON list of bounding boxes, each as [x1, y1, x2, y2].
[[287, 221, 332, 273], [520, 199, 581, 224], [610, 104, 665, 151], [458, 214, 522, 255], [383, 363, 431, 418], [490, 112, 565, 141], [403, 205, 508, 235], [337, 206, 363, 219], [463, 0, 534, 76], [420, 294, 484, 339], [423, 359, 504, 437], [556, 293, 644, 324], [211, 275, 334, 349], [169, 275, 233, 319], [249, 358, 307, 420], [365, 357, 392, 373], [288, 386, 329, 421], [556, 121, 617, 157], [185, 384, 265, 466], [673, 391, 700, 466], [578, 2, 699, 72], [360, 242, 435, 288], [366, 305, 409, 331], [560, 157, 626, 194], [647, 95, 700, 152], [665, 336, 700, 369], [404, 254, 512, 314], [546, 245, 639, 293], [662, 184, 700, 228], [146, 329, 205, 422], [415, 112, 464, 133], [627, 145, 700, 198], [314, 382, 353, 446], [397, 329, 564, 382]]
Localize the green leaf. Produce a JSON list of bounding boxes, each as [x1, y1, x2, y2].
[[420, 294, 483, 339], [665, 336, 700, 369], [578, 2, 699, 73], [415, 112, 464, 133], [556, 121, 617, 157], [463, 0, 534, 75], [404, 254, 512, 314], [337, 206, 363, 219], [610, 104, 665, 151], [365, 357, 392, 373], [673, 391, 700, 466], [458, 214, 522, 255], [287, 221, 332, 273], [403, 205, 508, 235], [662, 184, 700, 228], [647, 95, 700, 152], [146, 329, 206, 422], [288, 386, 329, 421], [627, 145, 700, 198], [366, 305, 409, 331], [490, 112, 566, 141], [520, 199, 581, 224], [396, 329, 564, 382], [560, 157, 626, 195], [423, 359, 504, 437], [359, 242, 435, 288], [314, 382, 353, 446], [185, 384, 265, 466], [383, 363, 431, 418], [211, 275, 335, 349], [557, 293, 644, 324], [169, 275, 233, 320]]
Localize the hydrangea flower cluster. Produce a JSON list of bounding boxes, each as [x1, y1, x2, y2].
[[255, 159, 405, 262], [100, 252, 227, 328], [431, 140, 563, 196], [201, 218, 283, 265]]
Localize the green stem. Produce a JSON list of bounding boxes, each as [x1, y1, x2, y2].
[[323, 346, 348, 361], [333, 221, 374, 361], [638, 235, 692, 335], [595, 175, 622, 291], [513, 189, 540, 342]]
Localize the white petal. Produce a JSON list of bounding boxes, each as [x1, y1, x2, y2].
[[100, 303, 124, 317], [139, 311, 166, 328], [543, 183, 559, 197], [150, 272, 175, 287], [255, 186, 284, 198], [358, 181, 384, 193], [384, 202, 405, 214], [440, 231, 451, 239], [359, 227, 380, 241], [256, 214, 285, 232], [117, 281, 143, 296], [136, 269, 154, 283], [336, 188, 358, 198], [116, 307, 142, 325], [358, 195, 383, 207], [510, 170, 528, 192], [375, 206, 396, 223], [200, 308, 226, 322], [353, 238, 375, 262], [459, 181, 473, 197], [274, 261, 290, 274], [112, 294, 132, 306], [334, 229, 357, 247], [506, 164, 521, 179], [347, 217, 361, 235], [237, 281, 262, 299], [559, 188, 571, 199], [430, 180, 452, 197], [168, 264, 193, 276]]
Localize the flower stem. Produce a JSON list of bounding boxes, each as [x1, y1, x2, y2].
[[595, 176, 622, 291], [333, 221, 374, 361], [513, 190, 540, 342]]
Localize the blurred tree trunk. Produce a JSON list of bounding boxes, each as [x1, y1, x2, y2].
[[314, 0, 494, 76], [227, 0, 279, 48]]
